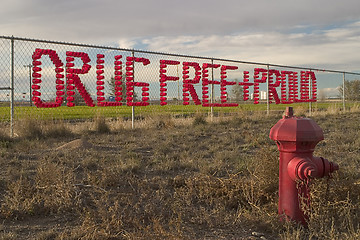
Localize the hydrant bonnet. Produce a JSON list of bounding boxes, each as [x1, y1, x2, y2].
[[269, 107, 324, 151]]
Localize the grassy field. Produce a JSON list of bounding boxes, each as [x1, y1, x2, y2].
[[0, 107, 359, 239], [0, 101, 355, 122]]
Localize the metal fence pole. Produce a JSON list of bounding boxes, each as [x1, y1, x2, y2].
[[131, 51, 135, 129], [10, 36, 15, 138], [266, 64, 270, 115], [29, 64, 32, 107], [177, 64, 180, 104], [210, 59, 214, 121], [342, 72, 346, 112], [309, 70, 312, 116]]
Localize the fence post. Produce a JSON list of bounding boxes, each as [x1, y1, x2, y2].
[[266, 64, 270, 115], [342, 72, 346, 112], [10, 36, 15, 138], [309, 69, 312, 116], [131, 51, 135, 129], [177, 64, 180, 104], [28, 64, 32, 107], [210, 59, 214, 121]]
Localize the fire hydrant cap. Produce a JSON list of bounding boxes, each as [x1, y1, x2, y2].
[[269, 111, 324, 143]]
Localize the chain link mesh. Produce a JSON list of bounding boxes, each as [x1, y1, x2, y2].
[[0, 36, 359, 134], [0, 38, 11, 123]]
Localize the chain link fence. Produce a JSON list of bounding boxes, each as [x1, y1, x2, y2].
[[1, 36, 359, 136]]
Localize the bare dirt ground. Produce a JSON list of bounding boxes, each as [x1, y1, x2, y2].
[[0, 110, 359, 239]]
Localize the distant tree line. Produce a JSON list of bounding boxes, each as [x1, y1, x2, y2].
[[338, 79, 360, 101]]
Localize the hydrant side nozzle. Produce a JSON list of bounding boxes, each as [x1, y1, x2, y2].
[[288, 157, 317, 181], [318, 157, 339, 177]]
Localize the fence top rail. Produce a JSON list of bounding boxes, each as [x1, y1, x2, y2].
[[2, 35, 360, 76]]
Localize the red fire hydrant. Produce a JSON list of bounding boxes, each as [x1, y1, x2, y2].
[[269, 107, 339, 225]]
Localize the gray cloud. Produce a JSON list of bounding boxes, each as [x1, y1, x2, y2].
[[2, 0, 360, 41], [139, 21, 360, 71], [1, 0, 360, 72]]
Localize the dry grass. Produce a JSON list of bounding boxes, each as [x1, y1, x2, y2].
[[349, 103, 360, 113], [0, 108, 359, 239], [93, 114, 111, 133]]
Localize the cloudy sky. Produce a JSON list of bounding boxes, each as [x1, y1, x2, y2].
[[1, 0, 360, 73]]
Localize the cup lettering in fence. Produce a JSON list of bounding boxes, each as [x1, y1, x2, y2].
[[31, 48, 317, 108]]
